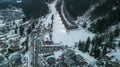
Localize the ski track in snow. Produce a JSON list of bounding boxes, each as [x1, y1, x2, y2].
[[47, 0, 95, 46]]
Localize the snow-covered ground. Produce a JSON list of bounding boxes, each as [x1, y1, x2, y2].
[[75, 49, 96, 64], [0, 24, 5, 27], [107, 48, 120, 62], [54, 48, 96, 64], [47, 0, 95, 46], [41, 1, 97, 65]]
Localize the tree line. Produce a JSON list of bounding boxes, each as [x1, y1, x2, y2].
[[78, 31, 120, 59]]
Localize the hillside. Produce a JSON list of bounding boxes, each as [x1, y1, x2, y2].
[[0, 0, 120, 67]]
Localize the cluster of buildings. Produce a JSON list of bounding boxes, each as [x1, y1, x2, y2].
[[60, 49, 87, 67], [0, 6, 24, 20], [0, 6, 28, 67], [40, 49, 88, 67], [95, 55, 120, 67], [0, 54, 9, 67]]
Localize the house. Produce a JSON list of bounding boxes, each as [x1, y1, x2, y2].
[[0, 55, 9, 67], [10, 44, 20, 51], [65, 58, 76, 67], [44, 40, 52, 45], [75, 55, 84, 62], [0, 42, 8, 48], [56, 62, 68, 67], [60, 49, 87, 67], [111, 61, 120, 67], [61, 49, 75, 59], [0, 48, 7, 54], [88, 64, 95, 67], [79, 61, 88, 67], [47, 57, 56, 66], [10, 53, 22, 65], [47, 0, 54, 3], [102, 55, 112, 62], [64, 57, 86, 67]]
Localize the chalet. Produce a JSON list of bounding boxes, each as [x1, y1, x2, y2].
[[56, 62, 68, 67], [0, 42, 8, 48], [102, 55, 112, 62], [10, 53, 22, 65], [64, 58, 77, 67], [10, 45, 20, 51], [64, 57, 87, 67], [79, 61, 88, 67], [0, 55, 9, 67], [61, 49, 87, 67], [106, 62, 113, 67], [61, 49, 75, 59], [88, 64, 95, 67], [44, 40, 52, 45], [47, 0, 54, 3], [0, 48, 7, 54], [47, 57, 56, 65], [111, 61, 120, 67], [96, 59, 105, 67], [39, 45, 63, 54], [75, 55, 84, 62]]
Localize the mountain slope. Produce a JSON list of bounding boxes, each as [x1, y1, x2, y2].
[[21, 0, 49, 19]]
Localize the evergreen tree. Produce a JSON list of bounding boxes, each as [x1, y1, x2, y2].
[[78, 41, 85, 52], [113, 29, 120, 37], [84, 43, 89, 52], [89, 46, 94, 56], [86, 37, 91, 45], [82, 22, 87, 28], [32, 23, 35, 29], [101, 46, 107, 57], [84, 37, 91, 52], [118, 42, 120, 48], [19, 26, 24, 36], [27, 27, 32, 35], [15, 28, 17, 34], [93, 47, 100, 59], [109, 33, 114, 42], [78, 40, 82, 50]]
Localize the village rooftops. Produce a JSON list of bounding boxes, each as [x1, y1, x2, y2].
[[0, 55, 4, 63], [56, 62, 68, 67], [11, 53, 21, 61], [65, 58, 75, 66], [47, 57, 56, 65], [71, 65, 77, 67], [62, 49, 75, 57], [76, 55, 83, 60], [0, 55, 8, 67]]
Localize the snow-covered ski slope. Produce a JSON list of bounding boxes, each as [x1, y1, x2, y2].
[[42, 0, 95, 46]]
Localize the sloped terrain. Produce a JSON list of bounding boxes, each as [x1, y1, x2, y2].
[[21, 0, 49, 19], [0, 0, 120, 67], [90, 0, 120, 33], [64, 0, 100, 20]]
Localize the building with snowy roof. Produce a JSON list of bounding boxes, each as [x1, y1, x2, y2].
[[0, 55, 9, 67]]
